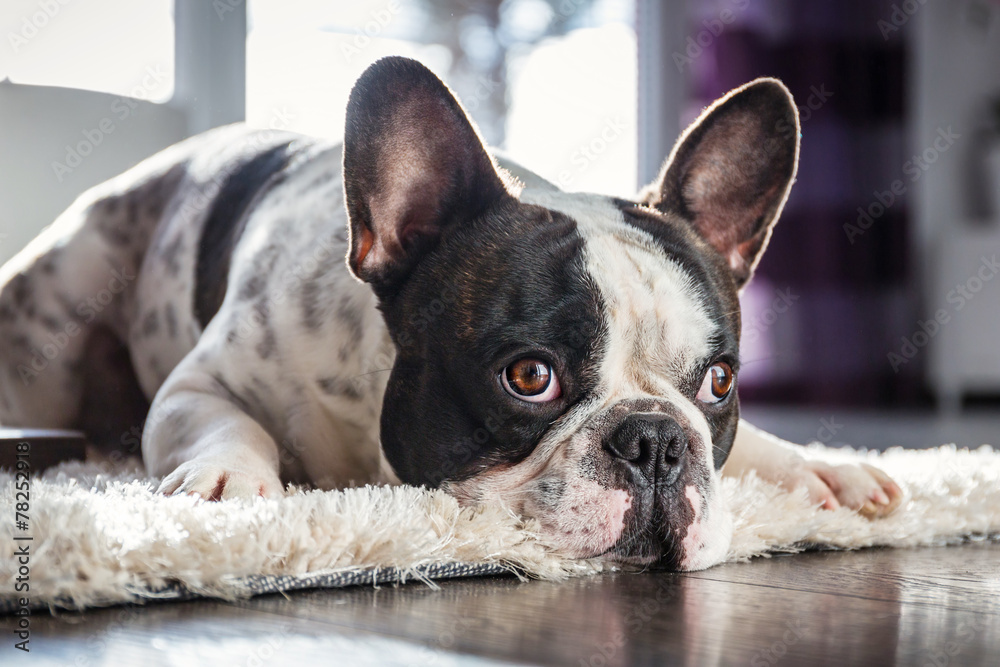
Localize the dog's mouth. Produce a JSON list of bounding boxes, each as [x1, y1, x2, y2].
[[444, 400, 732, 570], [534, 469, 726, 570], [603, 538, 682, 570], [600, 486, 692, 569]]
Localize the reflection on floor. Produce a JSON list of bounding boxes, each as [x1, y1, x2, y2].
[[11, 544, 1000, 666], [5, 408, 1000, 666], [742, 405, 1000, 451]]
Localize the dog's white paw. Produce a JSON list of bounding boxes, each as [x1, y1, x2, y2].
[[785, 460, 903, 518], [157, 459, 284, 500]]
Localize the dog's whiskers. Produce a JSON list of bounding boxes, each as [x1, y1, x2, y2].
[[738, 352, 797, 366]]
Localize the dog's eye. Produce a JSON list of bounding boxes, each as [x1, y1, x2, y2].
[[697, 362, 734, 404], [501, 358, 561, 402]]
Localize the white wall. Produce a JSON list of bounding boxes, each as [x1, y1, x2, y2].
[[912, 2, 1000, 406], [912, 1, 1000, 243], [0, 82, 188, 267], [0, 0, 247, 267]]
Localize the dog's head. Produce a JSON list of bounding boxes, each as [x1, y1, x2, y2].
[[342, 57, 799, 569]]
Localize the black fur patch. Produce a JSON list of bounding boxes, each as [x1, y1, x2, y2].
[[141, 309, 160, 337], [298, 258, 332, 331], [379, 202, 608, 487], [164, 303, 178, 339], [256, 326, 276, 359], [10, 274, 31, 308], [193, 142, 297, 329], [317, 376, 365, 401], [39, 313, 61, 332], [211, 372, 252, 414], [160, 236, 184, 276]]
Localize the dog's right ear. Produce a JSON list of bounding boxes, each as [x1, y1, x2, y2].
[[343, 57, 514, 293]]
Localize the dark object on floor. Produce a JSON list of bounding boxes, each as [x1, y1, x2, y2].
[[0, 427, 86, 472], [8, 544, 999, 665]]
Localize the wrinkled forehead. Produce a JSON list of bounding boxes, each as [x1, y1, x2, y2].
[[519, 189, 719, 392]]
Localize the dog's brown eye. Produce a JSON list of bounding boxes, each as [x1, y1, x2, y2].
[[697, 362, 734, 404], [501, 358, 561, 403]]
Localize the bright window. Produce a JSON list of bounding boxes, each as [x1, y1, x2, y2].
[[0, 0, 174, 102], [505, 21, 636, 197], [246, 0, 636, 197]]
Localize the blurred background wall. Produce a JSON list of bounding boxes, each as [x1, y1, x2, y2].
[[1, 0, 999, 416]]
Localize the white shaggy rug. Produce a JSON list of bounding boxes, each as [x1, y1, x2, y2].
[[2, 443, 999, 612]]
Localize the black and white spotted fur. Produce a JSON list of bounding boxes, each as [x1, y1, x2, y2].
[[0, 58, 901, 570]]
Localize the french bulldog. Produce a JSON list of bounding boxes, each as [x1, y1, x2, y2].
[[0, 57, 901, 570]]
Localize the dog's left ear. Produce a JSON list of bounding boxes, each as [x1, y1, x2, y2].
[[640, 78, 800, 288], [343, 56, 514, 293]]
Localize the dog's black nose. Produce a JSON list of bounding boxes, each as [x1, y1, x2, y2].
[[605, 413, 687, 472]]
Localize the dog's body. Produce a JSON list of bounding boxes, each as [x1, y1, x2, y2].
[[0, 125, 393, 489], [0, 58, 900, 570]]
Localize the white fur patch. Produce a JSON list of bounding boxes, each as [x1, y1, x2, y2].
[[535, 481, 632, 559], [520, 190, 717, 457], [680, 483, 733, 570]]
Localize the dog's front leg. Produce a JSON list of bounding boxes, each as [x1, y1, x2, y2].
[[142, 363, 284, 500], [723, 419, 903, 518]]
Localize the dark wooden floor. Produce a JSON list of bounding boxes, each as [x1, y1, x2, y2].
[[6, 407, 1000, 665], [5, 542, 1000, 666]]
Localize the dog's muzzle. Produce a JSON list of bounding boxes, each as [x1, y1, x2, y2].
[[602, 410, 714, 568]]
